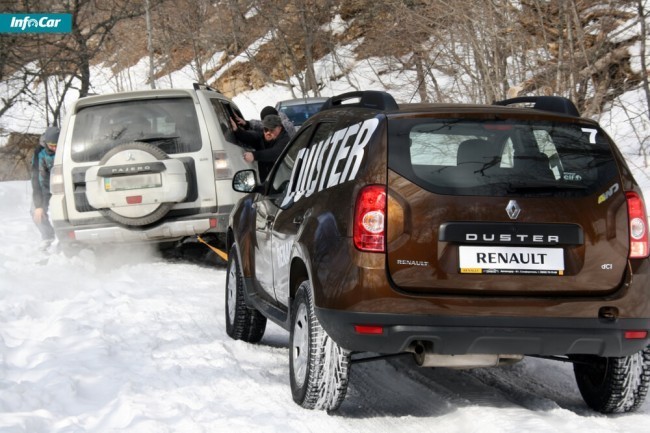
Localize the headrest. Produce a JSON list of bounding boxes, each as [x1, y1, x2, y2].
[[457, 139, 494, 165]]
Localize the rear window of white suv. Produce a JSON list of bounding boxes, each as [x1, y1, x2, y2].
[[70, 98, 202, 162], [388, 118, 619, 196]]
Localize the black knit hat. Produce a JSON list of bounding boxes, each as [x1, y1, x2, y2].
[[260, 106, 278, 119]]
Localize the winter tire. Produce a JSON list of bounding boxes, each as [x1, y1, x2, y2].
[[225, 244, 266, 342], [289, 281, 351, 411], [572, 345, 650, 413], [99, 140, 169, 165]]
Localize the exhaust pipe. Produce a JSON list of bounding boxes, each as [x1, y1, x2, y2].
[[410, 342, 523, 368]]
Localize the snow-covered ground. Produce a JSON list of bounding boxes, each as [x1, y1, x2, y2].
[[1, 180, 649, 433]]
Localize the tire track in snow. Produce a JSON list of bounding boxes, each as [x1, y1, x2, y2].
[[338, 355, 458, 419], [336, 353, 586, 418]]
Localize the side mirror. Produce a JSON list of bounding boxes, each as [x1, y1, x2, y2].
[[232, 169, 260, 193]]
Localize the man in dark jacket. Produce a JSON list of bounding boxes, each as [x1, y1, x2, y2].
[[230, 114, 290, 182], [31, 126, 59, 249], [232, 106, 296, 138]]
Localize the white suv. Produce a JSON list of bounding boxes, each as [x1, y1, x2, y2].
[[50, 84, 248, 252]]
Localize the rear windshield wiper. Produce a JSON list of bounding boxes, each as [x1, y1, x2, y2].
[[136, 135, 180, 143]]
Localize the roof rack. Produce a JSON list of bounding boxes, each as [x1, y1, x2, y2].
[[493, 96, 580, 117], [193, 82, 221, 93], [320, 90, 399, 112]]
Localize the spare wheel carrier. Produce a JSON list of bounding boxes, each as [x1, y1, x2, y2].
[[83, 141, 189, 226]]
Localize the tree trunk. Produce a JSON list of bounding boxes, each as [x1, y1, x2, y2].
[[638, 0, 650, 121]]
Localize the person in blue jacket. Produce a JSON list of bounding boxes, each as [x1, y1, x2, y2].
[[31, 126, 59, 250]]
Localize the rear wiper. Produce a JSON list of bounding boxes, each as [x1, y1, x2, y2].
[[137, 135, 180, 143], [110, 127, 127, 140], [105, 136, 181, 148]]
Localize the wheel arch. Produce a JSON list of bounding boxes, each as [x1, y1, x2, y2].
[[226, 227, 235, 256], [289, 257, 310, 302]]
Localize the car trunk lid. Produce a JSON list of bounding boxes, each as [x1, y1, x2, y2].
[[385, 115, 629, 296]]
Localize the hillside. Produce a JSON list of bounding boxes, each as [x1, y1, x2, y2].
[[126, 0, 649, 114], [3, 1, 649, 110], [1, 0, 649, 183]]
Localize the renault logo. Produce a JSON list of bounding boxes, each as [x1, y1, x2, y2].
[[506, 200, 521, 219]]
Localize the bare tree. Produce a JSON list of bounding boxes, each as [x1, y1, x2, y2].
[[0, 0, 146, 134], [65, 0, 145, 97], [232, 0, 335, 96], [0, 1, 69, 124], [637, 0, 650, 121], [145, 0, 156, 89], [514, 0, 642, 115]]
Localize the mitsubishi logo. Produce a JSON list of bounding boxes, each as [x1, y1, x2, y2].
[[506, 200, 521, 220], [125, 152, 135, 161]]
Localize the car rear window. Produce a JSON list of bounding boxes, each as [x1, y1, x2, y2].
[[70, 98, 201, 162], [387, 118, 619, 196], [277, 101, 326, 127]]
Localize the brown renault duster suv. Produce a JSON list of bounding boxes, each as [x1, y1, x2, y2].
[[226, 91, 650, 413]]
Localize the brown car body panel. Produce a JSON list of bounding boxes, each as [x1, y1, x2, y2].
[[386, 174, 628, 295]]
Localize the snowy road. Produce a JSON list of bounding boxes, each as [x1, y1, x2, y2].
[[1, 180, 648, 433]]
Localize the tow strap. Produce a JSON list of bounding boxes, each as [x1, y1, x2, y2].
[[197, 235, 228, 261]]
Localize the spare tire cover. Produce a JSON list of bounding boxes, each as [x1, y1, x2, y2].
[[84, 141, 188, 226]]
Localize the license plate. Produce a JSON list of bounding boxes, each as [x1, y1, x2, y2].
[[459, 246, 564, 275], [104, 173, 162, 192]]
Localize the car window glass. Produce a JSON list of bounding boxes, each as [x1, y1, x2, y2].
[[533, 129, 563, 179], [500, 137, 514, 168], [209, 99, 242, 143], [269, 125, 314, 197], [268, 121, 339, 207], [388, 118, 618, 197], [277, 101, 326, 127], [71, 98, 201, 162]]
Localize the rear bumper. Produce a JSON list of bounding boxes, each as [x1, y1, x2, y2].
[[53, 212, 230, 244], [316, 308, 650, 357]]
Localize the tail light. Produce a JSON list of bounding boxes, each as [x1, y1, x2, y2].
[[354, 325, 384, 335], [354, 185, 386, 252], [626, 191, 649, 258], [50, 164, 64, 194], [624, 330, 648, 339], [213, 151, 232, 180]]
